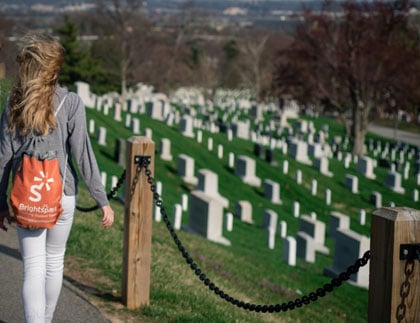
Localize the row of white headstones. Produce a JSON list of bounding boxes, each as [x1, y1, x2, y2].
[[79, 82, 418, 289]]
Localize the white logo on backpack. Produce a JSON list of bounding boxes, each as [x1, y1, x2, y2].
[[29, 171, 54, 202]]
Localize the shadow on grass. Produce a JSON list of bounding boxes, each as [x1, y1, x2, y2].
[[100, 149, 116, 162], [64, 275, 121, 303], [166, 164, 177, 175]]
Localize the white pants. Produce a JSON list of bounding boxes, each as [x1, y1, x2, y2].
[[17, 195, 76, 323]]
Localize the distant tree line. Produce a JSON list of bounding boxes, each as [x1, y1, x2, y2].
[[0, 0, 419, 155]]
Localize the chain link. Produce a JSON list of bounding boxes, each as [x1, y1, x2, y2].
[[396, 259, 415, 322], [141, 161, 371, 313], [76, 170, 126, 212]]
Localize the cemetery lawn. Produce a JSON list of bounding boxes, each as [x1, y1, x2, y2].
[[62, 105, 418, 323], [0, 80, 417, 322]]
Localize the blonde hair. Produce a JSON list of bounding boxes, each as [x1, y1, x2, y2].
[[8, 33, 65, 136]]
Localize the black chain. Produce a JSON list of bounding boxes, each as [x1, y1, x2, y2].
[[76, 170, 126, 212], [141, 161, 371, 313], [396, 259, 415, 322]]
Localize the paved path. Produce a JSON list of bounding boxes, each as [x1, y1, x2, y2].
[[0, 225, 110, 323], [368, 124, 420, 147]]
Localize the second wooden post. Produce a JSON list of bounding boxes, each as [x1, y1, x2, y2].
[[368, 207, 420, 322], [122, 136, 155, 309]]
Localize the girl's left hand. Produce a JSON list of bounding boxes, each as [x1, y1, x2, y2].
[[0, 209, 13, 232], [101, 205, 114, 228]]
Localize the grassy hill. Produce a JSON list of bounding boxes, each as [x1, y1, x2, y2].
[[1, 80, 418, 322], [68, 100, 418, 322]]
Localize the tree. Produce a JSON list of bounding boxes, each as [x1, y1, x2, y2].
[[219, 39, 241, 88], [54, 15, 93, 91], [274, 0, 420, 155], [94, 0, 147, 108], [163, 0, 200, 91], [236, 30, 271, 101]]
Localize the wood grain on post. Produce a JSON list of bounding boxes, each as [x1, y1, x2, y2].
[[122, 136, 155, 309], [368, 207, 420, 323]]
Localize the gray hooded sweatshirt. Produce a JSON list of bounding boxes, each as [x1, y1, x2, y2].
[[0, 86, 109, 211]]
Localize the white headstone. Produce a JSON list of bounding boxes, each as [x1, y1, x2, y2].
[[282, 160, 289, 175], [160, 138, 173, 161], [97, 127, 107, 146], [311, 179, 317, 196], [232, 120, 250, 140], [131, 118, 140, 134], [145, 128, 153, 139], [187, 191, 231, 246], [267, 227, 276, 249], [345, 174, 359, 193], [217, 145, 223, 159], [357, 156, 376, 179], [197, 130, 202, 143], [344, 154, 351, 169], [298, 215, 329, 253], [283, 236, 296, 266], [385, 171, 405, 194], [325, 189, 332, 206], [234, 200, 253, 224], [154, 181, 162, 222], [125, 114, 131, 128], [293, 201, 300, 218], [100, 172, 107, 188], [75, 81, 95, 108], [197, 169, 229, 208], [359, 209, 366, 225], [263, 179, 282, 204], [296, 232, 316, 263], [228, 152, 235, 168], [89, 119, 95, 135], [413, 189, 418, 202], [308, 142, 323, 158], [180, 115, 195, 138], [328, 212, 350, 239], [235, 156, 261, 187], [279, 220, 287, 238], [261, 209, 278, 231], [296, 170, 302, 185], [403, 163, 410, 180], [315, 157, 333, 177], [288, 140, 312, 165], [226, 212, 233, 232], [370, 191, 382, 208], [324, 228, 370, 288], [207, 137, 213, 151], [182, 194, 188, 211], [111, 175, 118, 191], [145, 100, 164, 120], [227, 128, 233, 141], [177, 149, 193, 184], [173, 204, 182, 230]]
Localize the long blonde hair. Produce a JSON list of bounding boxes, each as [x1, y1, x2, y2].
[[8, 33, 64, 136]]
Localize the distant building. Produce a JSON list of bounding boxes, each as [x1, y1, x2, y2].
[[223, 7, 248, 16]]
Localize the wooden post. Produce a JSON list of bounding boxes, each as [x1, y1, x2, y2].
[[122, 136, 155, 309], [368, 207, 420, 322]]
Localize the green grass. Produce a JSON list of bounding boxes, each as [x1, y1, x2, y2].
[[65, 103, 418, 322]]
